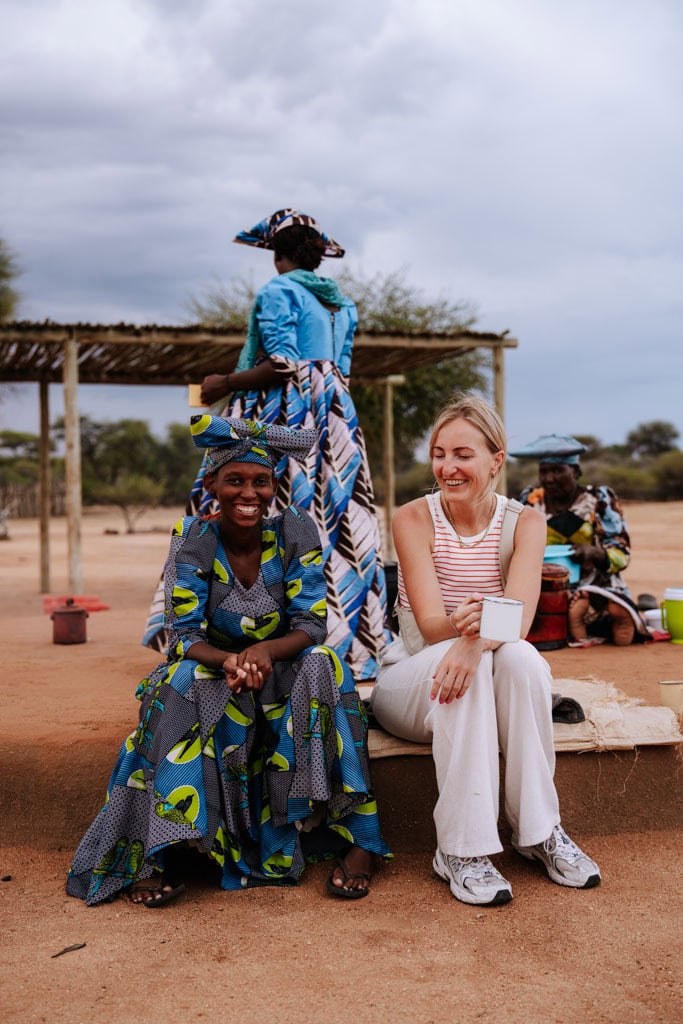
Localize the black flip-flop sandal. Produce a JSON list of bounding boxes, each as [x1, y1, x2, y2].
[[129, 877, 186, 908], [326, 855, 371, 900]]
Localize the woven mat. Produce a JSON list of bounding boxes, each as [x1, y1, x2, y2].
[[358, 678, 683, 759]]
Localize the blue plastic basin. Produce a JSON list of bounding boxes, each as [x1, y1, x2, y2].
[[543, 544, 581, 584]]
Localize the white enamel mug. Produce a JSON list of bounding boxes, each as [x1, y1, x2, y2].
[[479, 596, 524, 643], [658, 680, 683, 715]]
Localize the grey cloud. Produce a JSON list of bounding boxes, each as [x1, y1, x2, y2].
[[1, 0, 682, 445]]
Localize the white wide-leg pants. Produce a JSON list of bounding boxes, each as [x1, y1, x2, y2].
[[370, 638, 560, 857]]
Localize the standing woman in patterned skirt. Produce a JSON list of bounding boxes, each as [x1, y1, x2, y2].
[[143, 209, 391, 681]]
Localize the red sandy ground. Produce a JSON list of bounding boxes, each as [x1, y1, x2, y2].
[[1, 503, 682, 1024]]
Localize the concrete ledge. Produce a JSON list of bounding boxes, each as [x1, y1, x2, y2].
[[371, 744, 683, 853], [5, 735, 681, 854]]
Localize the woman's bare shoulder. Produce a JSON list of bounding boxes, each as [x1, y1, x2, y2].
[[518, 503, 546, 533], [513, 503, 547, 552], [394, 497, 430, 529]]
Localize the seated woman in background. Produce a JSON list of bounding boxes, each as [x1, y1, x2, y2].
[[370, 393, 600, 907], [67, 417, 390, 907], [509, 434, 648, 648]]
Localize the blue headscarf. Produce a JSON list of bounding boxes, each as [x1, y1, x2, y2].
[[191, 415, 317, 474]]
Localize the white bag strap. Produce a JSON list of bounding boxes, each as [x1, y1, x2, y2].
[[499, 498, 524, 590]]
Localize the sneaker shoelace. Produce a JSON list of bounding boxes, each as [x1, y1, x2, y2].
[[546, 827, 582, 862], [455, 856, 501, 881]]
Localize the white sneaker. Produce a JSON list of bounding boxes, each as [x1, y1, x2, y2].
[[433, 848, 512, 906], [514, 825, 601, 888]]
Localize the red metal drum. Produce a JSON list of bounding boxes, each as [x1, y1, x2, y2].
[[527, 564, 569, 651], [51, 598, 89, 644]]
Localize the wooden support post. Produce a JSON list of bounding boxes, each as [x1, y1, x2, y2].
[[492, 344, 507, 496], [382, 374, 406, 562], [63, 336, 83, 594], [38, 379, 51, 593]]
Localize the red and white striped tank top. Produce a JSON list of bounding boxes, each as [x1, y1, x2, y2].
[[397, 492, 506, 613]]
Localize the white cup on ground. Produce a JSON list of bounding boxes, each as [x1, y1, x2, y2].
[[480, 596, 524, 643], [643, 608, 662, 629], [658, 680, 683, 715]]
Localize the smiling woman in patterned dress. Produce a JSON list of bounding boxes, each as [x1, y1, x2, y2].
[[67, 417, 390, 907]]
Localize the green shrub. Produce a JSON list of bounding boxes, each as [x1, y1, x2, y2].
[[589, 463, 657, 501], [651, 449, 683, 500]]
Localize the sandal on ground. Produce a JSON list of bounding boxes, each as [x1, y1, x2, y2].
[[326, 851, 373, 900], [128, 875, 186, 908]]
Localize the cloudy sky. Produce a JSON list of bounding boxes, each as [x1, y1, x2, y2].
[[2, 0, 682, 453]]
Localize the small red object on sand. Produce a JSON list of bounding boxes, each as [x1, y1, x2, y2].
[[42, 595, 110, 614]]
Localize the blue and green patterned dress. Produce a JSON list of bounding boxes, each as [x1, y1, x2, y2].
[[67, 506, 390, 905]]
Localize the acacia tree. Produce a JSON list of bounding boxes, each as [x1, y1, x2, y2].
[[51, 415, 199, 513], [0, 239, 21, 420], [351, 353, 487, 482], [186, 274, 255, 329], [0, 238, 20, 322], [98, 473, 165, 533], [51, 416, 164, 502], [156, 421, 203, 505], [335, 268, 476, 334], [626, 420, 679, 459], [0, 430, 42, 502]]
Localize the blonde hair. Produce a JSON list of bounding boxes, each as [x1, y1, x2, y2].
[[429, 392, 506, 485]]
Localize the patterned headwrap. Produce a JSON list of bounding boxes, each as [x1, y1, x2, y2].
[[508, 433, 587, 465], [190, 415, 317, 473], [233, 208, 345, 258]]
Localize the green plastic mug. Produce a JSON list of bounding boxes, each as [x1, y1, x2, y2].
[[661, 587, 683, 645]]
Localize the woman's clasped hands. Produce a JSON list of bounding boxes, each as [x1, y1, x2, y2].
[[222, 643, 273, 694], [431, 592, 493, 704]]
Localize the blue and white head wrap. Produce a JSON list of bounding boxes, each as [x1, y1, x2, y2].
[[233, 209, 344, 258], [191, 415, 317, 474]]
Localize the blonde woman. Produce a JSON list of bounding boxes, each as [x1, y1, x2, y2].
[[371, 393, 600, 906]]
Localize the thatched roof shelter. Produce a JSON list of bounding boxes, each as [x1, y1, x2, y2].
[[1, 320, 518, 592], [0, 320, 515, 383]]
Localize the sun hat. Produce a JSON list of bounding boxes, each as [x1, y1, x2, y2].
[[508, 433, 587, 465], [233, 209, 344, 257]]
